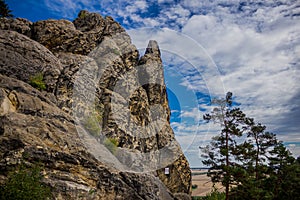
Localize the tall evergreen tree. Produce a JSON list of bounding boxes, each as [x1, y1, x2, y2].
[[230, 121, 278, 200], [201, 92, 250, 200], [267, 143, 300, 199], [0, 0, 13, 18], [201, 92, 299, 200]]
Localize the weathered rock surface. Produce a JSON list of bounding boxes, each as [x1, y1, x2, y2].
[[0, 17, 32, 37], [0, 10, 191, 199], [0, 75, 176, 200], [0, 30, 62, 93], [31, 10, 125, 55]]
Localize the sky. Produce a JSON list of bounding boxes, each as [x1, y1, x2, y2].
[[6, 0, 300, 167]]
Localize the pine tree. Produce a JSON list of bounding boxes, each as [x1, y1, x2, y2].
[[200, 92, 299, 200], [268, 143, 300, 199], [201, 92, 250, 200], [230, 121, 278, 199], [0, 0, 13, 18]]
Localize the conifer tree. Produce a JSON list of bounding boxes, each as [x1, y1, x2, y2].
[[201, 92, 250, 200], [0, 0, 13, 18], [200, 92, 297, 200], [230, 121, 278, 199], [268, 143, 300, 199]]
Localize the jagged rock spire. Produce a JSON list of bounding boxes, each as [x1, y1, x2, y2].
[[145, 40, 161, 57]]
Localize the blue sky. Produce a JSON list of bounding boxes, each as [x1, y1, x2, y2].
[[6, 0, 300, 167]]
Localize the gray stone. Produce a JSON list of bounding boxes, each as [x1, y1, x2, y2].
[[0, 17, 32, 37], [0, 10, 192, 199], [0, 30, 62, 93]]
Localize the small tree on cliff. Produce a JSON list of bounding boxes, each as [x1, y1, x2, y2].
[[0, 0, 13, 18]]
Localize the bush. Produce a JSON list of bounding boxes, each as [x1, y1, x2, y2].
[[192, 184, 198, 190], [29, 73, 46, 91], [83, 112, 102, 136], [104, 137, 119, 154], [0, 164, 52, 200], [192, 197, 202, 200], [202, 191, 225, 200]]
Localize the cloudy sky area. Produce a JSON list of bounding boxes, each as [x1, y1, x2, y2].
[[7, 0, 300, 167]]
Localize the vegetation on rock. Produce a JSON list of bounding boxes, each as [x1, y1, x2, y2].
[[29, 73, 46, 91], [104, 137, 119, 154], [0, 164, 52, 200], [83, 111, 102, 136]]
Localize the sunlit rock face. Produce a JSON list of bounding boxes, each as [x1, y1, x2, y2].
[[0, 10, 191, 199]]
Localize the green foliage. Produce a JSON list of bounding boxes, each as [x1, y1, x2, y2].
[[192, 191, 226, 200], [0, 0, 13, 18], [78, 11, 87, 18], [201, 92, 300, 200], [192, 196, 202, 200], [112, 48, 121, 55], [29, 73, 46, 91], [196, 190, 225, 200], [104, 137, 119, 154], [83, 111, 102, 136], [267, 144, 300, 199], [201, 92, 246, 199], [204, 191, 226, 200], [192, 184, 198, 190], [0, 164, 52, 200]]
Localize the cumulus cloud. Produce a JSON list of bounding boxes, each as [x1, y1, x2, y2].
[[42, 0, 300, 163], [181, 9, 300, 139]]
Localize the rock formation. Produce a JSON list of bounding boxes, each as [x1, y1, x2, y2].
[[0, 10, 191, 199]]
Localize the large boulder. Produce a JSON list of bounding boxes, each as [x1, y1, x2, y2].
[[0, 30, 62, 93], [0, 17, 32, 37]]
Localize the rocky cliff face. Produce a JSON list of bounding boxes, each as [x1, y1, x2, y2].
[[0, 10, 191, 199]]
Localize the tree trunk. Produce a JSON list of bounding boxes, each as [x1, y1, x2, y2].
[[226, 130, 229, 200]]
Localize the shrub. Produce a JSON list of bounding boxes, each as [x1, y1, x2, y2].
[[192, 184, 198, 190], [192, 197, 202, 200], [78, 10, 87, 18], [104, 137, 119, 154], [202, 190, 226, 200], [83, 112, 102, 136], [0, 164, 52, 200], [29, 73, 46, 91]]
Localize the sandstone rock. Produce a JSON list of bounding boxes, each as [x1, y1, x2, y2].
[[31, 19, 86, 54], [30, 10, 127, 55], [54, 52, 89, 113], [73, 10, 106, 33], [0, 30, 62, 93], [0, 75, 176, 199], [0, 10, 192, 199], [0, 17, 32, 37]]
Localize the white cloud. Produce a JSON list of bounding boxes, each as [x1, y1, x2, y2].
[[179, 6, 300, 144], [125, 0, 148, 13], [157, 0, 173, 4], [129, 1, 300, 158], [163, 4, 191, 24], [180, 107, 202, 122], [42, 0, 300, 159], [44, 0, 99, 19]]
